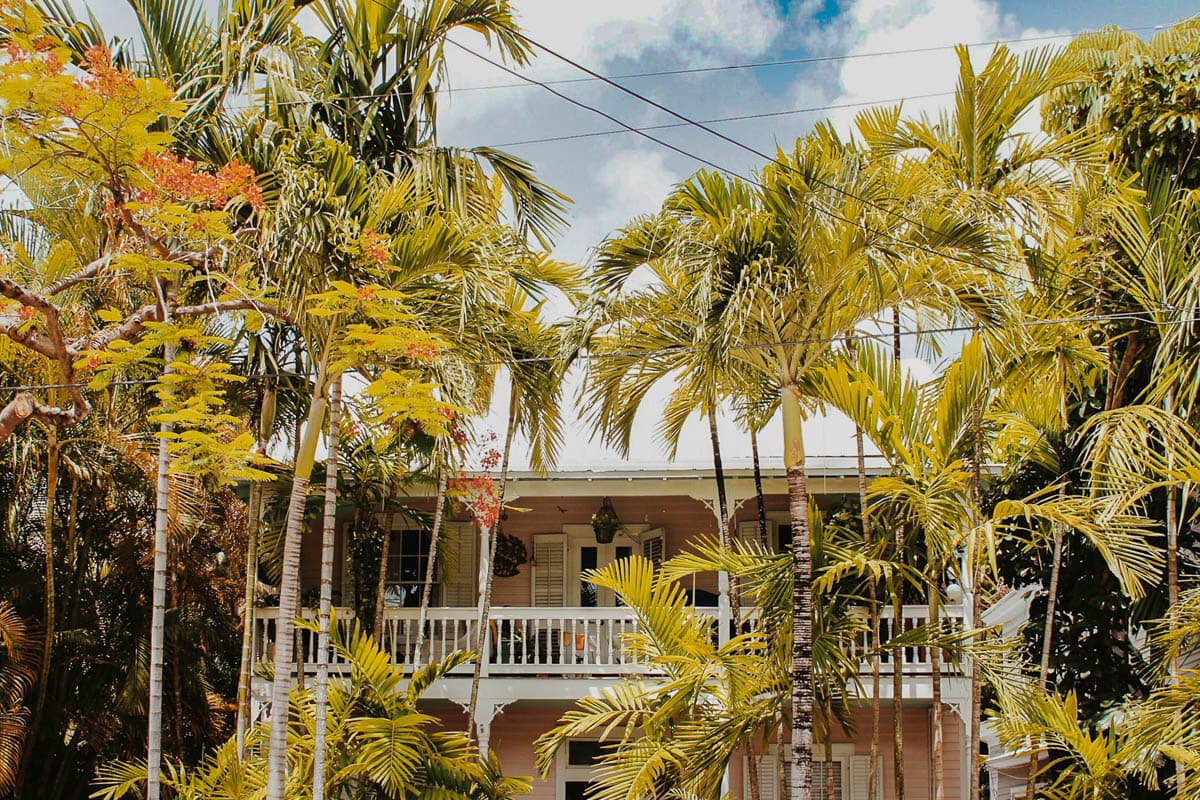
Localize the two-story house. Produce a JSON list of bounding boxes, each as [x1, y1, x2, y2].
[[251, 408, 985, 800]]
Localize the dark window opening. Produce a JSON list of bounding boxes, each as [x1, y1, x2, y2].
[[385, 529, 433, 608]]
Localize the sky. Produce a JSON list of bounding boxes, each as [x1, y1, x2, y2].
[[69, 0, 1198, 470]]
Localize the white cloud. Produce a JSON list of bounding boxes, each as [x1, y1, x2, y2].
[[806, 0, 1068, 133]]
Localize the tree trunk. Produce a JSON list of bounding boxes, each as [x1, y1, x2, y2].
[[782, 384, 813, 800], [968, 395, 984, 800], [928, 550, 944, 800], [147, 340, 175, 800], [413, 472, 449, 671], [856, 423, 881, 800], [236, 477, 263, 757], [264, 364, 330, 800], [313, 377, 341, 800], [746, 739, 762, 800], [18, 429, 59, 795], [237, 387, 275, 757], [750, 424, 768, 548], [469, 385, 519, 743], [374, 515, 390, 636], [823, 698, 835, 800], [708, 406, 739, 626], [890, 308, 905, 800]]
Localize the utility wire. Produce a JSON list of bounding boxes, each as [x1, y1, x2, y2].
[[447, 38, 1094, 296], [2, 309, 1195, 393], [500, 28, 1118, 298], [489, 91, 954, 148]]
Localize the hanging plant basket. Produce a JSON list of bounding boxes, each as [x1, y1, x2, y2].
[[492, 531, 527, 578], [591, 496, 622, 544]]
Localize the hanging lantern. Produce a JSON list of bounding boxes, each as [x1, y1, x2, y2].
[[591, 497, 622, 544]]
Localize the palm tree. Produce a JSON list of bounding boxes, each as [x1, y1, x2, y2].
[[0, 601, 36, 797], [693, 132, 980, 799]]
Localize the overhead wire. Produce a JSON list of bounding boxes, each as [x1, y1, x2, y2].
[[492, 27, 1121, 299], [1, 309, 1195, 393], [446, 37, 1104, 298]]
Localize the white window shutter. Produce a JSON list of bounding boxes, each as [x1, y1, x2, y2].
[[739, 519, 776, 551], [641, 529, 665, 569], [847, 755, 878, 800], [439, 522, 476, 607], [744, 754, 778, 800], [532, 534, 567, 607]]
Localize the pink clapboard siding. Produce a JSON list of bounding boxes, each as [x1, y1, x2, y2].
[[425, 701, 962, 800]]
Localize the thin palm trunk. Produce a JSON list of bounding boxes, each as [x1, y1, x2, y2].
[[782, 384, 814, 800], [375, 513, 390, 636], [890, 308, 905, 800], [968, 395, 984, 800], [236, 478, 263, 758], [147, 340, 175, 800], [413, 471, 449, 671], [928, 550, 944, 800], [856, 423, 881, 800], [19, 429, 59, 795], [823, 697, 835, 800], [746, 738, 762, 800], [750, 425, 768, 548], [1027, 362, 1071, 800], [237, 388, 274, 757], [708, 406, 739, 626], [264, 361, 330, 800], [313, 377, 341, 800], [468, 385, 519, 743]]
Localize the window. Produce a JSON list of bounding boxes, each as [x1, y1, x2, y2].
[[746, 745, 877, 800], [557, 740, 609, 800], [384, 529, 432, 608]]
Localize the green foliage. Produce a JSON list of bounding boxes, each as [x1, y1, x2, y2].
[[91, 620, 530, 800]]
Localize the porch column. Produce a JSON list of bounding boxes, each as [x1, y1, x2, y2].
[[474, 699, 496, 756]]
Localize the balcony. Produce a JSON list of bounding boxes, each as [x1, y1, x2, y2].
[[253, 602, 966, 682]]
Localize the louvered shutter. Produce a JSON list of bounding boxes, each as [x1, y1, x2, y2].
[[439, 522, 476, 606], [738, 520, 777, 550], [532, 534, 566, 607], [641, 528, 665, 569], [847, 755, 878, 800], [743, 754, 778, 800]]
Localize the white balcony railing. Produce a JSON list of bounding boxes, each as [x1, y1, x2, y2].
[[252, 603, 965, 680]]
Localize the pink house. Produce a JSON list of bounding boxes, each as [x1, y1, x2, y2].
[[253, 456, 987, 800]]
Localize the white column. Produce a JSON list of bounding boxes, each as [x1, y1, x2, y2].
[[474, 699, 495, 756]]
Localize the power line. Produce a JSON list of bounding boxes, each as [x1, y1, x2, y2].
[[440, 26, 1164, 93], [447, 37, 1098, 296], [239, 21, 1167, 110], [505, 28, 1120, 296], [1, 309, 1194, 392], [488, 91, 954, 148]]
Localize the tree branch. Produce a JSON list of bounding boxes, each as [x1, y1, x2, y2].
[[45, 255, 113, 296], [0, 392, 78, 444]]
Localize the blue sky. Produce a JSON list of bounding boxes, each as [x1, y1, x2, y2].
[[436, 0, 1197, 269]]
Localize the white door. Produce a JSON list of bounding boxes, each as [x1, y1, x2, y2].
[[563, 525, 658, 607]]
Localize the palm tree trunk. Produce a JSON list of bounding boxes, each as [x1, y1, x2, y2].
[[313, 376, 341, 800], [375, 515, 390, 636], [890, 308, 905, 800], [237, 388, 275, 757], [968, 396, 984, 800], [469, 385, 519, 744], [19, 429, 59, 795], [822, 696, 836, 800], [750, 424, 768, 548], [236, 478, 262, 757], [147, 340, 175, 800], [781, 384, 814, 800], [413, 471, 449, 671], [264, 362, 330, 800], [746, 739, 763, 800], [928, 551, 944, 800], [708, 406, 739, 626], [855, 423, 881, 800]]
